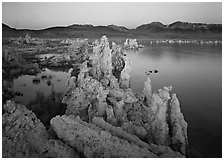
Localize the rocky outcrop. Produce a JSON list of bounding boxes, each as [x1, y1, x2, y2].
[[51, 115, 183, 158], [124, 39, 138, 49], [2, 100, 79, 158], [24, 33, 31, 44], [143, 84, 188, 155], [111, 41, 125, 79], [143, 76, 152, 104], [2, 35, 188, 158], [68, 38, 89, 63], [169, 93, 188, 155], [38, 39, 89, 68], [60, 36, 188, 157], [123, 39, 144, 49], [50, 115, 157, 158], [120, 57, 132, 89]]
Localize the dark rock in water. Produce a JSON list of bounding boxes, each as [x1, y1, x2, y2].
[[154, 70, 158, 73], [32, 77, 41, 84], [27, 69, 36, 75], [149, 70, 152, 73], [14, 91, 23, 97], [46, 80, 51, 86], [41, 74, 48, 80]]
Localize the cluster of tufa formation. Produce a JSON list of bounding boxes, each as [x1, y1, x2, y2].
[[3, 36, 188, 158], [61, 35, 188, 157], [39, 38, 89, 68], [124, 38, 144, 49]]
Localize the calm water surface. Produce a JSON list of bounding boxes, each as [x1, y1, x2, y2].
[[126, 44, 222, 157], [10, 44, 222, 157], [11, 68, 69, 105]]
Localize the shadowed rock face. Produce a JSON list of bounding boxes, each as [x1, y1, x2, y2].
[[2, 35, 188, 158]]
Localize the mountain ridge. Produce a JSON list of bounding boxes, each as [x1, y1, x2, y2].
[[2, 21, 222, 39]]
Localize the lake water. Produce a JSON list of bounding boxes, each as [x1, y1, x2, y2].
[[126, 44, 222, 158], [11, 68, 70, 105], [9, 43, 222, 157]]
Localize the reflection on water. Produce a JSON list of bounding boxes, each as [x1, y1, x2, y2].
[[126, 44, 222, 158], [12, 68, 70, 105], [7, 44, 221, 157]]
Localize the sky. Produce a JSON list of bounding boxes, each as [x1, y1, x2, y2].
[[2, 2, 222, 30]]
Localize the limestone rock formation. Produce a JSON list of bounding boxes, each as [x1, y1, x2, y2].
[[169, 93, 188, 155], [111, 41, 125, 79], [50, 115, 157, 158], [124, 39, 139, 49], [92, 35, 112, 77], [143, 75, 152, 105], [143, 82, 188, 155], [68, 38, 89, 63], [61, 36, 188, 157], [2, 35, 188, 158], [24, 33, 31, 44], [2, 100, 78, 158], [120, 57, 132, 89], [62, 36, 135, 122]]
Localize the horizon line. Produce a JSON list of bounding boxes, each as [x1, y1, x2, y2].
[[2, 20, 222, 31]]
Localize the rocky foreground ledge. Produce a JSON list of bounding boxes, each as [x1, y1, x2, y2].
[[2, 36, 188, 158]]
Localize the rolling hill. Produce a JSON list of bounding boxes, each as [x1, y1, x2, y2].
[[2, 21, 222, 39]]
